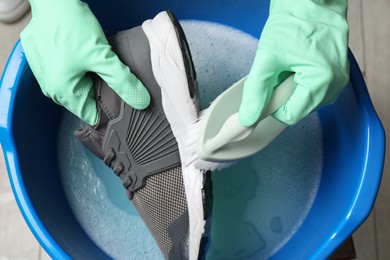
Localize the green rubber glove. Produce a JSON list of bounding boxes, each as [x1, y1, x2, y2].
[[20, 0, 150, 125], [239, 0, 349, 126]]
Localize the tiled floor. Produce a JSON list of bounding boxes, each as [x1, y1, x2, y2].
[[1, 0, 389, 259]]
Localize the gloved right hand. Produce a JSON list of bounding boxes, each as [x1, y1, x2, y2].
[[239, 0, 349, 127], [20, 0, 151, 125]]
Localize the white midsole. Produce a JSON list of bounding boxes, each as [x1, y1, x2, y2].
[[142, 11, 205, 260]]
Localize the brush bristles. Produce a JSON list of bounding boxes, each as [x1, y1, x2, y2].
[[180, 108, 237, 171], [182, 114, 204, 167], [194, 158, 237, 171]]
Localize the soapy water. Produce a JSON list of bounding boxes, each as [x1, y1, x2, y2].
[[206, 115, 322, 259], [58, 21, 322, 259], [181, 21, 259, 109]]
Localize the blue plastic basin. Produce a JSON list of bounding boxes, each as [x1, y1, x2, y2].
[[0, 0, 385, 259]]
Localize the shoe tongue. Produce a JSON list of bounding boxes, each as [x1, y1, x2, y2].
[[74, 75, 122, 159], [94, 75, 122, 128]]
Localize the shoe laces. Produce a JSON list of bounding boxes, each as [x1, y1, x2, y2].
[[103, 148, 134, 197]]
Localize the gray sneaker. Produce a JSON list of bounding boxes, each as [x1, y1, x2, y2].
[[74, 11, 212, 260]]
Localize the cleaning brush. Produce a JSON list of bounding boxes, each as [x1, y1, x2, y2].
[[183, 74, 297, 171]]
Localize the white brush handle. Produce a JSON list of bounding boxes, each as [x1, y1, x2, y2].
[[205, 113, 255, 151], [203, 75, 297, 156]]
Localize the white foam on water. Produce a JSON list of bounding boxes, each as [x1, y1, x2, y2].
[[180, 20, 258, 109], [57, 20, 322, 260]]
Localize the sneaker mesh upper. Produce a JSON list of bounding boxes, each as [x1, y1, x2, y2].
[[132, 166, 189, 259]]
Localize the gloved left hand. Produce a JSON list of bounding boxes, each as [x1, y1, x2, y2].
[[20, 0, 151, 125]]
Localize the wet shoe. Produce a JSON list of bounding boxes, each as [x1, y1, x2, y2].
[[74, 11, 212, 260]]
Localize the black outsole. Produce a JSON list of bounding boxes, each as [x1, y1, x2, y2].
[[167, 10, 199, 101]]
